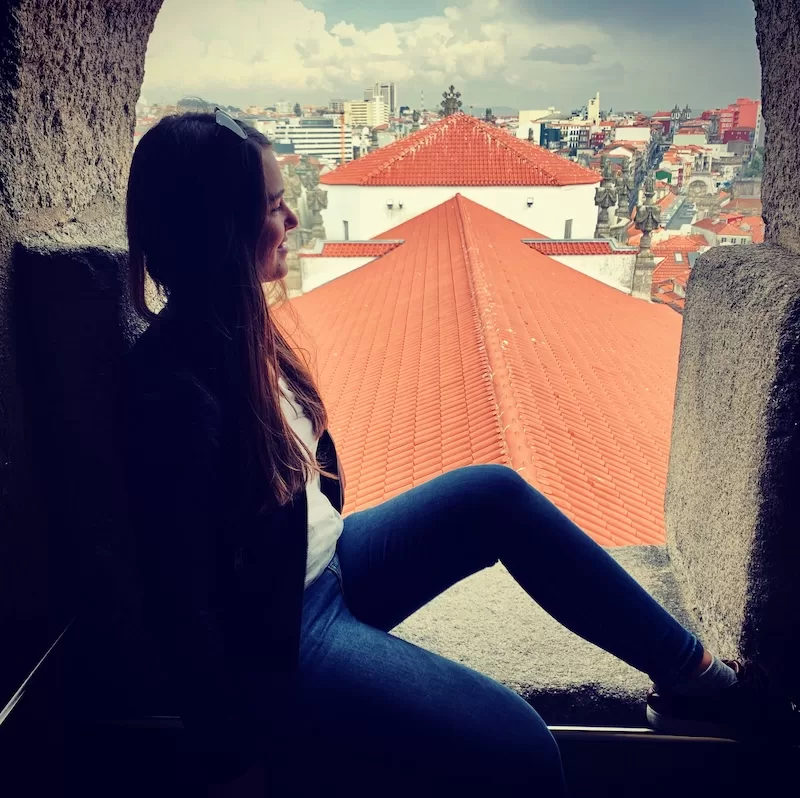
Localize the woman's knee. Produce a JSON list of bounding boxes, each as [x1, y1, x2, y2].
[[482, 697, 566, 793], [458, 463, 530, 506]]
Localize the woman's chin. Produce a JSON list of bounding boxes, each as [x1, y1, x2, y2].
[[261, 255, 289, 283]]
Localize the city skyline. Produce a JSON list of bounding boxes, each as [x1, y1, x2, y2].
[[140, 0, 761, 112]]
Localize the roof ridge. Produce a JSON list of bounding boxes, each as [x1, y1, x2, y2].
[[453, 194, 531, 478], [483, 121, 600, 184], [360, 114, 466, 183]]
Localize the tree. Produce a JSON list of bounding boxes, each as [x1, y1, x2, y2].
[[484, 107, 495, 124], [177, 95, 214, 112], [294, 102, 302, 117], [440, 85, 462, 117], [741, 146, 764, 178]]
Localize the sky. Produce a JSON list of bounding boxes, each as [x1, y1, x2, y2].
[[140, 0, 762, 113]]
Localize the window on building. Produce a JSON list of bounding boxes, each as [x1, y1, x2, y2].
[[675, 252, 683, 262], [343, 220, 349, 241], [564, 219, 573, 239], [721, 237, 727, 243]]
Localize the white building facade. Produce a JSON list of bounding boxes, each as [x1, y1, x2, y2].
[[344, 98, 389, 128], [273, 117, 353, 163], [321, 184, 598, 242]]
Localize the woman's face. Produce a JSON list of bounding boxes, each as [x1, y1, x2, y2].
[[256, 147, 299, 283]]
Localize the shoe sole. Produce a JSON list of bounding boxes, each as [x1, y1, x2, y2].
[[646, 705, 737, 740]]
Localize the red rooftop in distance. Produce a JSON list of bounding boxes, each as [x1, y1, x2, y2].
[[319, 112, 601, 188], [285, 195, 683, 548]]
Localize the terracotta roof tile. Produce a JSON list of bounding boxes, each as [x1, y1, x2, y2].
[[320, 112, 601, 187], [299, 241, 402, 258], [526, 240, 638, 256], [284, 196, 682, 547]]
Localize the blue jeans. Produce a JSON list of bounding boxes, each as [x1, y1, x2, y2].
[[260, 465, 703, 797]]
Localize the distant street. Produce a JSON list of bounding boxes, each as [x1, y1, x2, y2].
[[668, 199, 696, 230]]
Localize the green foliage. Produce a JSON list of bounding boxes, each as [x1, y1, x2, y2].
[[741, 146, 764, 178]]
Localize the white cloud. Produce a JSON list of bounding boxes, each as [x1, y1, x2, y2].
[[140, 0, 618, 106]]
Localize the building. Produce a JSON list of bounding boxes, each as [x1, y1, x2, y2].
[[651, 111, 673, 137], [692, 214, 764, 246], [516, 108, 560, 140], [330, 99, 345, 114], [273, 117, 353, 164], [612, 125, 652, 143], [587, 91, 601, 124], [291, 194, 681, 546], [673, 128, 708, 147], [344, 97, 389, 128], [275, 100, 292, 114], [319, 113, 601, 241], [366, 82, 398, 115]]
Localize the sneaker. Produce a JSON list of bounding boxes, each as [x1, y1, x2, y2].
[[646, 660, 800, 742]]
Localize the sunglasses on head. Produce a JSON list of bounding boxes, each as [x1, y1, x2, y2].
[[215, 106, 247, 140]]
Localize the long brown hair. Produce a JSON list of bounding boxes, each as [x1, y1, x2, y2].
[[126, 111, 332, 508]]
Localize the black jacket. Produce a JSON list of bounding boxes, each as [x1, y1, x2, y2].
[[119, 316, 344, 779]]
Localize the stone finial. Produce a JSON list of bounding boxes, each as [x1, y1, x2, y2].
[[594, 155, 618, 238], [631, 172, 661, 299]]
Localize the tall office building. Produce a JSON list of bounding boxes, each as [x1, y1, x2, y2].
[[344, 97, 389, 128], [365, 82, 398, 115], [330, 99, 345, 114], [273, 117, 353, 163]]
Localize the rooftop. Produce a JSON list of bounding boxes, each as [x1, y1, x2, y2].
[[526, 240, 637, 256], [289, 195, 682, 547], [652, 235, 709, 284], [320, 113, 602, 187], [298, 241, 403, 258]]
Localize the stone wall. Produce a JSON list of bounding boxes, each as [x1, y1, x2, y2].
[[0, 0, 163, 701], [666, 244, 800, 691], [755, 1, 800, 251]]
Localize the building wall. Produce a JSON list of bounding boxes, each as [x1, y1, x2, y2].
[[547, 253, 637, 293], [301, 256, 375, 292], [274, 120, 353, 163], [516, 109, 557, 139], [321, 184, 599, 241], [674, 132, 707, 146], [612, 126, 651, 142], [735, 98, 761, 130]]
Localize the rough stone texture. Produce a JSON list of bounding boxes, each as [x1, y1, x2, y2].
[[666, 244, 800, 692], [755, 1, 800, 253], [14, 241, 163, 714], [0, 0, 163, 704], [394, 546, 696, 726]]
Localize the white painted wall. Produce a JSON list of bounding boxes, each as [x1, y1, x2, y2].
[[674, 133, 707, 146], [321, 184, 599, 240], [612, 126, 651, 142], [301, 256, 376, 292], [547, 253, 637, 293]]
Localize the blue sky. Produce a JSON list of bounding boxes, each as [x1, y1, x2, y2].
[[141, 0, 761, 112]]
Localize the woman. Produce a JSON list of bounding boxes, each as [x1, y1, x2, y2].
[[120, 110, 774, 796]]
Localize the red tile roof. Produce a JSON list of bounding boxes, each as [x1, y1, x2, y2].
[[320, 112, 601, 187], [526, 241, 637, 256], [725, 198, 763, 214], [653, 281, 686, 313], [651, 235, 708, 284], [652, 234, 708, 252], [285, 195, 682, 547], [299, 241, 402, 258], [693, 217, 725, 232]]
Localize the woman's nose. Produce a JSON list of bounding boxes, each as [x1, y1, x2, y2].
[[286, 207, 299, 230]]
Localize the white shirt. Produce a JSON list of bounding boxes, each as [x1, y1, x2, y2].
[[278, 377, 344, 588]]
